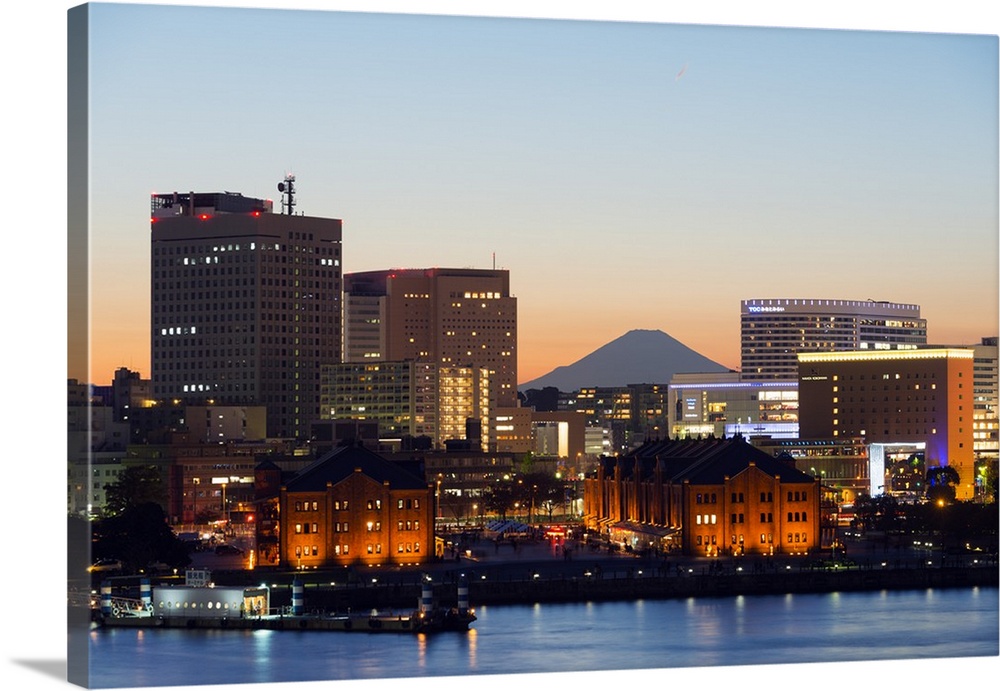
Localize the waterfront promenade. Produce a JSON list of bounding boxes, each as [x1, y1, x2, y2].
[[179, 533, 997, 614]]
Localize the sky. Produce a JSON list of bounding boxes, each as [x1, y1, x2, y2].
[[68, 0, 999, 387], [3, 3, 999, 691]]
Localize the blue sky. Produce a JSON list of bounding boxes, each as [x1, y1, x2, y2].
[[78, 1, 997, 385]]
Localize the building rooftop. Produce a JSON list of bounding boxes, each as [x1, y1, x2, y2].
[[601, 436, 816, 486], [283, 443, 429, 493]]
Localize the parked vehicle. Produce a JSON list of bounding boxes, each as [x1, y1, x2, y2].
[[88, 558, 122, 573]]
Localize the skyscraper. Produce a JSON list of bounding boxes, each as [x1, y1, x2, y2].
[[343, 267, 518, 408], [150, 188, 343, 439], [741, 298, 927, 380]]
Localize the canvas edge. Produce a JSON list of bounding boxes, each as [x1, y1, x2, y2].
[[56, 4, 1000, 691], [67, 3, 92, 688]]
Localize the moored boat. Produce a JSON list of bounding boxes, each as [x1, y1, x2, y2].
[[94, 574, 475, 634]]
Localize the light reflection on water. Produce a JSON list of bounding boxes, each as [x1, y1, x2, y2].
[[87, 588, 998, 689]]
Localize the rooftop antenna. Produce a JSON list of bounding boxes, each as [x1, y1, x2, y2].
[[278, 173, 296, 215]]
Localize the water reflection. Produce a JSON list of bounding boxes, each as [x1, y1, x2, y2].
[[467, 625, 478, 670], [417, 632, 428, 670], [88, 588, 998, 688]]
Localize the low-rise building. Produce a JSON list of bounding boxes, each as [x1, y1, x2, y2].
[[668, 372, 799, 440], [272, 443, 435, 568], [584, 436, 821, 556]]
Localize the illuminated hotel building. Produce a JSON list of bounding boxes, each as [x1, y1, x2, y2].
[[150, 190, 343, 440], [798, 348, 975, 500], [320, 361, 490, 451], [668, 372, 799, 440], [741, 299, 927, 380], [343, 268, 517, 408]]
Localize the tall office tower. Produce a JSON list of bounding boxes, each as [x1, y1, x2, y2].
[[150, 186, 343, 440], [741, 298, 927, 380], [343, 268, 518, 408]]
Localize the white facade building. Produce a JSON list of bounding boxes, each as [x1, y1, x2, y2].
[[741, 298, 927, 380], [668, 372, 800, 440]]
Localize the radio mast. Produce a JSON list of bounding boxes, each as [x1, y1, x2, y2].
[[277, 173, 296, 215]]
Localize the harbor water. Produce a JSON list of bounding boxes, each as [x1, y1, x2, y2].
[[85, 586, 999, 689]]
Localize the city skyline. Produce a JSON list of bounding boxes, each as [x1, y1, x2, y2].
[[6, 3, 997, 691], [74, 0, 998, 389]]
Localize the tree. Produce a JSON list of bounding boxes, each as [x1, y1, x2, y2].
[[975, 456, 998, 503], [93, 465, 189, 573], [481, 480, 517, 521], [518, 452, 535, 474], [887, 453, 924, 496], [517, 471, 565, 522], [853, 493, 900, 533], [103, 465, 167, 517], [93, 502, 191, 574], [926, 465, 961, 505]]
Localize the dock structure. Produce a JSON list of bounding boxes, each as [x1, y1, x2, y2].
[[95, 572, 475, 634]]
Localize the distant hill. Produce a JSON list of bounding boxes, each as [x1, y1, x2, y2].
[[519, 329, 730, 392]]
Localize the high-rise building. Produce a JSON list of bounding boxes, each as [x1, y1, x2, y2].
[[797, 348, 975, 500], [150, 188, 343, 440], [741, 298, 927, 380], [970, 337, 999, 465], [320, 360, 491, 450], [343, 268, 517, 408]]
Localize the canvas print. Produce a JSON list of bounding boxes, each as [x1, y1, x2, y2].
[[62, 2, 998, 691]]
